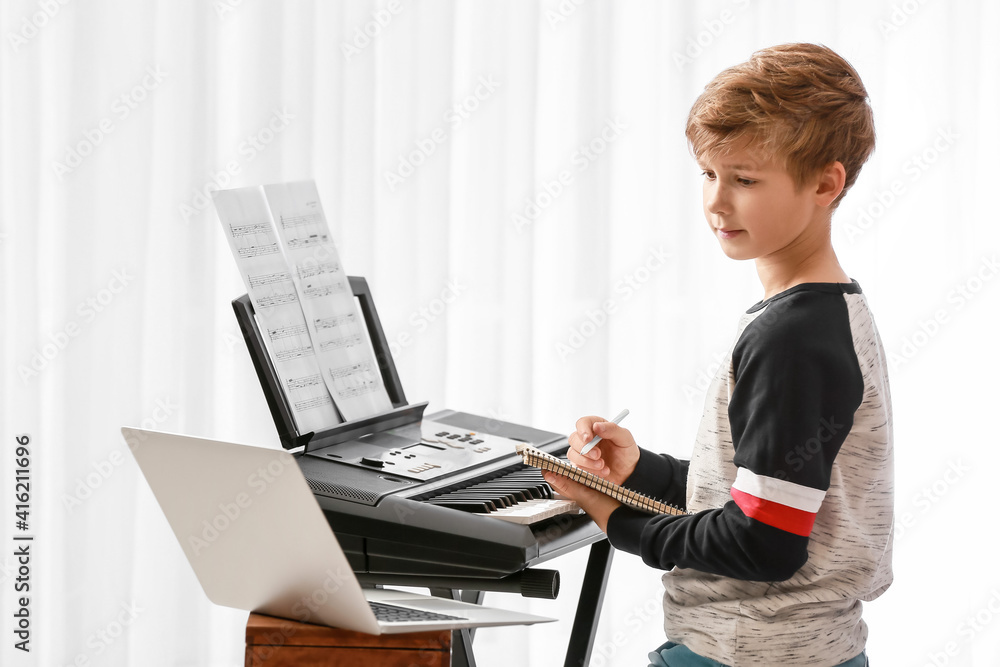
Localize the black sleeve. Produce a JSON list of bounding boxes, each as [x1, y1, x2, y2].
[[606, 295, 864, 581], [620, 447, 689, 510]]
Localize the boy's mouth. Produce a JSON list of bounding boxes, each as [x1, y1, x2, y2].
[[715, 228, 743, 239]]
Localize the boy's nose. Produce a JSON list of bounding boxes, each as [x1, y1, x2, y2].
[[704, 182, 729, 215]]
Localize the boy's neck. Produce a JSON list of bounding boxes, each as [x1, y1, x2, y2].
[[754, 221, 850, 301]]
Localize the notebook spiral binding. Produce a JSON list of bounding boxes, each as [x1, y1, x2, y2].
[[516, 444, 687, 517]]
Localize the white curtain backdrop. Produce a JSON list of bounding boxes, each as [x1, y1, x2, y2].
[[3, 1, 998, 665]]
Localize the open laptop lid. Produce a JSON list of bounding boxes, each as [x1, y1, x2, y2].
[[122, 426, 381, 633]]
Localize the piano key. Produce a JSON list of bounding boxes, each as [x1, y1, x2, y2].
[[462, 486, 533, 502], [488, 499, 581, 524], [415, 460, 589, 525], [484, 484, 544, 500], [425, 500, 497, 513], [437, 492, 517, 508], [468, 481, 549, 500], [475, 486, 541, 501]]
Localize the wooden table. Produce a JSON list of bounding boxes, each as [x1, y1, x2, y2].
[[245, 613, 451, 666]]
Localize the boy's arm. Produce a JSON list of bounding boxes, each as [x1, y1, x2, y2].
[[619, 447, 689, 510], [606, 306, 864, 581]]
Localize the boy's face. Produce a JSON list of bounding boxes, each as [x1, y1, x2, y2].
[[697, 146, 820, 262]]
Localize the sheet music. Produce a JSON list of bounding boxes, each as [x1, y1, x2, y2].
[[213, 186, 342, 434], [261, 180, 393, 421]]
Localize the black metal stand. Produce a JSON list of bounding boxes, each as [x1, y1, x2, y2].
[[564, 539, 614, 667], [429, 539, 614, 667], [430, 588, 485, 667]]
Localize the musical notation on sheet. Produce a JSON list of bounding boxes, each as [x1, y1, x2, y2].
[[297, 261, 341, 280], [287, 233, 329, 249], [280, 213, 322, 229], [302, 281, 347, 299], [236, 243, 280, 258], [255, 291, 298, 308], [329, 362, 381, 398], [231, 222, 272, 237], [264, 181, 393, 420], [293, 394, 334, 412], [272, 345, 315, 362], [338, 383, 379, 399], [268, 323, 308, 340], [248, 271, 292, 288], [330, 361, 375, 380], [286, 373, 323, 390], [213, 186, 343, 434], [318, 333, 362, 352], [315, 313, 356, 329]]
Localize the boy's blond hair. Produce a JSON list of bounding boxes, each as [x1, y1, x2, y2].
[[686, 43, 875, 207]]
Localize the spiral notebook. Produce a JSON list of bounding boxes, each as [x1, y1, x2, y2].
[[515, 444, 686, 516]]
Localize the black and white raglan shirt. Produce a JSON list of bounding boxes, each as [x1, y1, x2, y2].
[[606, 280, 894, 666]]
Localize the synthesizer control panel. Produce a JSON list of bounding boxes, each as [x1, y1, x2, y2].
[[305, 419, 540, 483]]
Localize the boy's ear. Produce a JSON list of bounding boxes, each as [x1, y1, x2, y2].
[[815, 161, 846, 207]]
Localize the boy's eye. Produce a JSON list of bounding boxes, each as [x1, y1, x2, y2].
[[736, 177, 756, 186], [701, 170, 716, 181]]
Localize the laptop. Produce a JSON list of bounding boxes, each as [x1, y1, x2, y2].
[[122, 426, 555, 634]]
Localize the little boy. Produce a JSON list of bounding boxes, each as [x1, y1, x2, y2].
[[544, 43, 893, 666]]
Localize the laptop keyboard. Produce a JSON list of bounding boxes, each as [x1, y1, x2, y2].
[[369, 601, 466, 623]]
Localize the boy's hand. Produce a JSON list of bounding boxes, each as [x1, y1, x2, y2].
[[542, 471, 620, 533], [566, 416, 640, 485]]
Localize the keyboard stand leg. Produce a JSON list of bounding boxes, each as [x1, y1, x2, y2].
[[460, 590, 486, 642], [430, 588, 483, 667], [563, 539, 614, 667]]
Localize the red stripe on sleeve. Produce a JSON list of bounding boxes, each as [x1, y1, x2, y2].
[[731, 488, 817, 537]]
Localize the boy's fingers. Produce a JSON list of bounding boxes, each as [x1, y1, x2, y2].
[[543, 471, 572, 495], [574, 415, 605, 444], [593, 421, 630, 446], [544, 470, 603, 500], [568, 448, 604, 470]]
